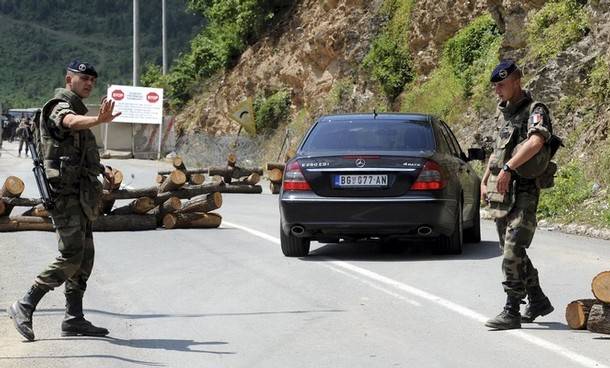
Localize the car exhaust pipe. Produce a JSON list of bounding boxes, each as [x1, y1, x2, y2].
[[417, 226, 432, 236], [291, 225, 305, 237]]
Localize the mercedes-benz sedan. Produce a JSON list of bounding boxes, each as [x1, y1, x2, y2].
[[279, 113, 484, 257]]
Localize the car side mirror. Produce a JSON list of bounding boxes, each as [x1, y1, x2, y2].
[[467, 148, 486, 161]]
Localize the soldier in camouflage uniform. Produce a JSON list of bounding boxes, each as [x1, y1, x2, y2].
[[481, 60, 555, 330], [7, 60, 121, 341]]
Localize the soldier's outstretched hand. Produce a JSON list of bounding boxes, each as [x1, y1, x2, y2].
[[98, 98, 121, 124]]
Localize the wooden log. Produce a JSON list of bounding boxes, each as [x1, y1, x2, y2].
[[103, 182, 262, 203], [0, 216, 54, 232], [149, 196, 182, 225], [1, 197, 42, 207], [1, 176, 25, 197], [227, 153, 237, 168], [0, 176, 25, 216], [158, 168, 208, 176], [101, 169, 123, 214], [565, 299, 598, 330], [102, 187, 159, 201], [103, 169, 123, 191], [209, 166, 234, 184], [592, 271, 610, 303], [173, 156, 186, 171], [155, 183, 225, 203], [21, 204, 49, 218], [158, 170, 187, 193], [163, 212, 222, 229], [268, 168, 284, 183], [111, 197, 157, 215], [189, 173, 205, 185], [156, 174, 167, 184], [178, 192, 222, 214], [233, 173, 261, 185], [207, 166, 264, 178], [0, 200, 5, 217], [266, 163, 285, 171], [92, 214, 158, 232], [270, 181, 281, 194], [586, 303, 610, 334]]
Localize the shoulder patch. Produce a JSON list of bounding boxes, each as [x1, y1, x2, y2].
[[54, 102, 71, 110]]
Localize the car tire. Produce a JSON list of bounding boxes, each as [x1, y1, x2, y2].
[[436, 200, 463, 254], [280, 226, 311, 257], [464, 198, 481, 243]]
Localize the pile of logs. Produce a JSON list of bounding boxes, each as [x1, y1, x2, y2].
[[266, 163, 284, 194], [565, 271, 610, 334], [157, 155, 263, 192], [0, 168, 225, 232]]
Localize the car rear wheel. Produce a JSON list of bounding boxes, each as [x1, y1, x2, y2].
[[280, 225, 311, 257], [436, 201, 463, 254], [464, 198, 481, 243]]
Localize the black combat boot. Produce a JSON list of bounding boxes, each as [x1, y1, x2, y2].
[[7, 285, 48, 341], [485, 295, 522, 330], [61, 293, 109, 337], [522, 286, 554, 323]]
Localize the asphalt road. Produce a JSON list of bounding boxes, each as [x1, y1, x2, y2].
[[1, 141, 609, 368]]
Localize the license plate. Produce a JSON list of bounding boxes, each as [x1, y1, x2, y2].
[[333, 174, 388, 188]]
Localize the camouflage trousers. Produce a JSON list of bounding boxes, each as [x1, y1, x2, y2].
[[495, 182, 541, 299], [35, 195, 95, 297]]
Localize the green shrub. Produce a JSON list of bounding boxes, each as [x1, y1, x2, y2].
[[538, 163, 593, 219], [588, 55, 610, 104], [254, 90, 292, 133], [401, 64, 464, 121], [362, 0, 414, 100], [526, 0, 589, 63], [401, 14, 501, 121], [444, 14, 500, 97]]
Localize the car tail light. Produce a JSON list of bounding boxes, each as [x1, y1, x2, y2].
[[410, 160, 447, 190], [283, 161, 311, 191]]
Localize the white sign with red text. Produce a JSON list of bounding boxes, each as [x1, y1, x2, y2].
[[106, 85, 164, 125]]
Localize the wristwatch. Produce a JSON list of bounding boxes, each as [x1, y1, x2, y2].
[[502, 163, 513, 173]]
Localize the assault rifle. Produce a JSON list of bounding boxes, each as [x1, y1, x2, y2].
[[22, 122, 55, 210]]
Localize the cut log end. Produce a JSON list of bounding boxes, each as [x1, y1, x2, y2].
[[159, 170, 187, 193], [2, 176, 25, 197], [173, 156, 183, 168], [156, 174, 167, 184], [268, 168, 283, 183], [189, 173, 205, 185], [566, 299, 597, 330], [592, 271, 610, 303], [227, 153, 237, 167]]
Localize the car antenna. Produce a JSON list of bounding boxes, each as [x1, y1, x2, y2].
[[373, 109, 377, 119]]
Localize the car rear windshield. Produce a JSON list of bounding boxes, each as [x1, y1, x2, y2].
[[300, 119, 435, 153]]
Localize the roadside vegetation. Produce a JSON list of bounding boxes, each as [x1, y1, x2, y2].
[[401, 14, 501, 124], [525, 0, 589, 64], [362, 0, 414, 101], [142, 0, 295, 108]]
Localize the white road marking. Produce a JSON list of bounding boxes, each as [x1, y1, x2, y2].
[[223, 220, 609, 368]]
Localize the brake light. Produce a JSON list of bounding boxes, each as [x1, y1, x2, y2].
[[283, 161, 311, 191], [410, 160, 447, 190]]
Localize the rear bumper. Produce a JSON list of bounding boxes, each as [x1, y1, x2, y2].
[[280, 192, 457, 239]]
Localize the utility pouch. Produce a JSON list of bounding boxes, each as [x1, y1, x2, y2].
[[536, 161, 558, 189], [486, 174, 515, 219]]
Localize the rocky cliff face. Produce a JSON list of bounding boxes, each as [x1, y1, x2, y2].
[[176, 0, 491, 136], [177, 0, 385, 135], [409, 0, 488, 76], [177, 0, 610, 163]]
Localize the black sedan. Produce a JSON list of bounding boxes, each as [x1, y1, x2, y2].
[[279, 113, 485, 257]]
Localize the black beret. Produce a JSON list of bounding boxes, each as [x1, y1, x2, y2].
[[67, 59, 98, 78], [490, 60, 519, 83]]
